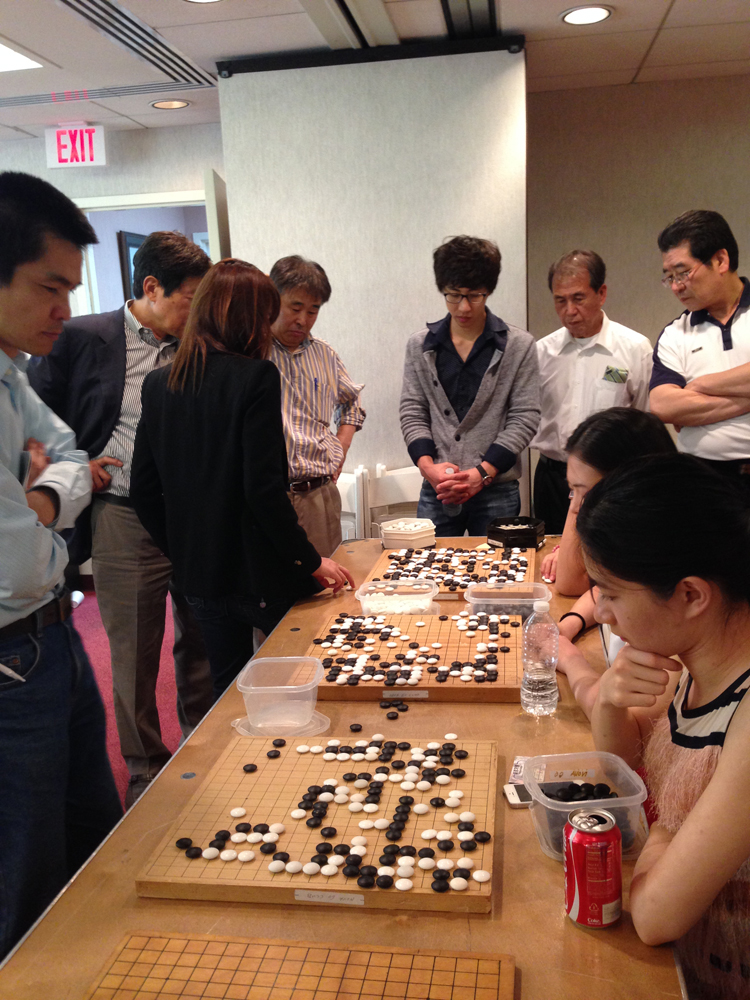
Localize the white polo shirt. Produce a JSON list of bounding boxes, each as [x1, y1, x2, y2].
[[532, 313, 653, 461], [651, 278, 750, 460]]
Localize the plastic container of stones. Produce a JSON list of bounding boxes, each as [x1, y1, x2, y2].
[[523, 750, 648, 861], [355, 581, 439, 615], [464, 581, 552, 621], [235, 657, 324, 736]]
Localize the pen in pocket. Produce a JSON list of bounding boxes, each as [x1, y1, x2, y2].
[[0, 662, 26, 683], [314, 377, 318, 391]]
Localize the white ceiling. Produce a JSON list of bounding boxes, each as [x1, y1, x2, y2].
[[0, 0, 748, 141]]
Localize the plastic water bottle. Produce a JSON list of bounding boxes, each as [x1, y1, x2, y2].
[[521, 600, 559, 716], [442, 466, 463, 518]]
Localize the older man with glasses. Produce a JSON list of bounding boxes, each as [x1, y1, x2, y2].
[[651, 209, 750, 495]]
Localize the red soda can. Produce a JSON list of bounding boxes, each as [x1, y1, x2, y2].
[[563, 808, 622, 928]]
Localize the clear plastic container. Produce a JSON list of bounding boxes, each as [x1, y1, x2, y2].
[[464, 582, 552, 621], [235, 657, 326, 737], [523, 751, 648, 861], [355, 581, 439, 615]]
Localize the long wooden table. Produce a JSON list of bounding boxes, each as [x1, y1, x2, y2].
[[0, 538, 681, 999]]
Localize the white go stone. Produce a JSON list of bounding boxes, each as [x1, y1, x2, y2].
[[302, 862, 320, 875], [262, 833, 279, 843], [354, 779, 369, 788], [330, 855, 345, 867], [372, 733, 385, 740], [336, 753, 351, 761], [350, 793, 365, 803], [456, 858, 474, 870], [437, 859, 454, 870], [373, 818, 390, 830], [388, 773, 402, 783], [452, 790, 465, 799], [318, 792, 335, 802], [320, 864, 338, 876], [267, 860, 285, 873], [229, 807, 247, 818], [334, 794, 349, 804], [395, 878, 414, 891], [413, 803, 430, 815], [350, 845, 367, 857], [310, 746, 324, 754], [323, 752, 338, 761], [327, 739, 342, 747], [285, 861, 303, 873], [247, 833, 263, 844], [362, 803, 379, 813], [269, 823, 286, 834], [449, 877, 468, 891], [435, 775, 451, 785], [400, 781, 416, 791], [417, 857, 436, 870], [473, 870, 491, 883], [230, 833, 248, 843], [291, 808, 306, 820], [348, 802, 364, 813], [377, 866, 395, 876], [436, 830, 451, 840], [457, 831, 475, 842], [416, 781, 432, 791], [397, 866, 415, 878], [237, 851, 255, 862], [351, 836, 368, 846], [459, 811, 476, 822], [444, 733, 458, 740], [427, 743, 441, 750], [296, 745, 310, 754], [358, 820, 375, 829], [220, 849, 237, 861], [371, 774, 387, 783], [444, 813, 460, 823], [421, 829, 437, 840]]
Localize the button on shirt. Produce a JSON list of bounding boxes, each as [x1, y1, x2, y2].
[[270, 334, 365, 481], [532, 313, 653, 461], [98, 302, 178, 496], [650, 277, 750, 460], [0, 348, 91, 627]]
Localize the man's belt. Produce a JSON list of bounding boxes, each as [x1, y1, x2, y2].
[[537, 455, 568, 472], [0, 591, 73, 641], [97, 493, 132, 507], [289, 476, 332, 494]]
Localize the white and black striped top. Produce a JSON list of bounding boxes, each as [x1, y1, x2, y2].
[[668, 665, 750, 749]]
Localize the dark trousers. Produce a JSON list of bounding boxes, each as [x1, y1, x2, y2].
[[533, 455, 570, 534], [698, 457, 750, 499]]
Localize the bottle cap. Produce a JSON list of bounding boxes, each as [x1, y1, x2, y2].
[[532, 600, 550, 612]]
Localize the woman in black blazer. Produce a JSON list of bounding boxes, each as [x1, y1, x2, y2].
[[131, 259, 352, 697]]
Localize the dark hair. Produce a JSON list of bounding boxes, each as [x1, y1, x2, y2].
[[433, 236, 501, 294], [270, 255, 331, 303], [578, 453, 750, 604], [0, 171, 97, 286], [132, 231, 211, 299], [566, 408, 676, 475], [657, 210, 739, 272], [168, 259, 280, 392], [548, 250, 606, 293]]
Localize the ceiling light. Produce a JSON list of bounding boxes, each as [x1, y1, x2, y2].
[[561, 6, 612, 25], [151, 100, 191, 110], [0, 40, 42, 73], [182, 0, 224, 4]]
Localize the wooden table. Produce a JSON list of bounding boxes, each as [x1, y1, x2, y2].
[[0, 538, 681, 999]]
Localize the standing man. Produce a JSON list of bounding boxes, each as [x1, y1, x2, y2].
[[532, 250, 653, 533], [651, 209, 750, 494], [269, 255, 365, 557], [0, 172, 122, 959], [400, 235, 540, 536], [28, 231, 213, 806]]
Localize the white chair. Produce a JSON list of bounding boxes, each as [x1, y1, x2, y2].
[[366, 464, 424, 538], [336, 464, 369, 539]]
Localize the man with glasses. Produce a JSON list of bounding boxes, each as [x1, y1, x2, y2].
[[651, 210, 750, 494], [400, 235, 540, 536], [532, 250, 652, 535]]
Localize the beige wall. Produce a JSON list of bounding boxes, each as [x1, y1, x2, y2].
[[527, 74, 750, 344]]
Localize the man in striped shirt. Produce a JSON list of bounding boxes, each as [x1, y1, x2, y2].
[[270, 256, 365, 557]]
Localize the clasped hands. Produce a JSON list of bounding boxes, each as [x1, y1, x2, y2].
[[422, 460, 486, 506]]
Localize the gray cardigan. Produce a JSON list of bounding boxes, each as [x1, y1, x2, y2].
[[399, 314, 541, 482]]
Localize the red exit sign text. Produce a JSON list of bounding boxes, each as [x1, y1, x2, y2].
[[45, 125, 107, 168]]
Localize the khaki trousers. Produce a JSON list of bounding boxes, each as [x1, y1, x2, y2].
[[287, 479, 343, 558], [91, 498, 214, 777]]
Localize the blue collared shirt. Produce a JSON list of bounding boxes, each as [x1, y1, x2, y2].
[[0, 348, 91, 627]]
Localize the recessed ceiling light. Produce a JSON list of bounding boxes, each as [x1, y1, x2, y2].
[[151, 100, 191, 110], [561, 6, 612, 25], [0, 40, 42, 73]]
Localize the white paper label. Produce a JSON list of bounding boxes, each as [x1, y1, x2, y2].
[[294, 890, 364, 905], [383, 690, 428, 700], [541, 766, 595, 781]]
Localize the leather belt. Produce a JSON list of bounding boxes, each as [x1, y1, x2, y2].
[[98, 493, 132, 507], [289, 476, 331, 494], [0, 591, 73, 641]]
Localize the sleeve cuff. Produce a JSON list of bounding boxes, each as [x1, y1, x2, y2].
[[407, 438, 437, 464], [649, 358, 686, 390], [483, 444, 516, 475], [33, 461, 92, 531]]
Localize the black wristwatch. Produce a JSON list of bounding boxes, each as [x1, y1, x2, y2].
[[475, 464, 493, 487]]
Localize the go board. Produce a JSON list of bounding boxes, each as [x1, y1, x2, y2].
[[309, 612, 523, 703], [137, 735, 497, 914], [86, 933, 515, 1000], [363, 545, 536, 601]]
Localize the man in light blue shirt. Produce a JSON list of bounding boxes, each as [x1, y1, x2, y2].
[[0, 172, 122, 960]]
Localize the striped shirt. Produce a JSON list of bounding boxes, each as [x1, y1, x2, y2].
[[668, 665, 750, 749], [270, 334, 365, 481], [98, 302, 178, 496]]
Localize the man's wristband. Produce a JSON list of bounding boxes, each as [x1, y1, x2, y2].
[[475, 464, 494, 487], [559, 611, 587, 640]]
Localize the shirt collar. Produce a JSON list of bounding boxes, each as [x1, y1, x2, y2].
[[0, 347, 28, 380], [272, 331, 315, 355], [689, 277, 750, 328], [424, 308, 508, 352], [556, 311, 612, 355], [124, 300, 177, 346]]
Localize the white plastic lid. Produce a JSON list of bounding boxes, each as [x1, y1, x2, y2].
[[533, 600, 550, 612]]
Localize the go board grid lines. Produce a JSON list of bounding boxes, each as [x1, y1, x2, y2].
[[86, 934, 515, 1000], [137, 737, 496, 913]]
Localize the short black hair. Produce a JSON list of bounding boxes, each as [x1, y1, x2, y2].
[[132, 231, 211, 299], [657, 210, 739, 272], [566, 408, 675, 475], [0, 171, 97, 286], [270, 255, 331, 303], [548, 250, 606, 293], [433, 236, 501, 294]]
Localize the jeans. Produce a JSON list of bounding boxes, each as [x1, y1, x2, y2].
[[417, 480, 521, 537], [184, 594, 295, 699], [0, 618, 123, 960]]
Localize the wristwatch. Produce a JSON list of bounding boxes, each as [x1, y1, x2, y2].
[[475, 464, 493, 487]]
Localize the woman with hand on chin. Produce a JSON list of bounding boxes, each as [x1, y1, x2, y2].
[[578, 453, 750, 999]]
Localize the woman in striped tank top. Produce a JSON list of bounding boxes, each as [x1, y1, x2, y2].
[[578, 453, 750, 999]]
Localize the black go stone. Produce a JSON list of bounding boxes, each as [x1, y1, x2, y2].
[[375, 766, 390, 774], [432, 869, 450, 881], [455, 750, 469, 760], [376, 875, 394, 889], [209, 839, 226, 850], [382, 845, 399, 854], [387, 712, 398, 719], [398, 742, 411, 751], [442, 743, 456, 751], [316, 842, 333, 853], [389, 820, 406, 830], [272, 738, 286, 747], [379, 854, 394, 865], [215, 830, 231, 840], [418, 847, 435, 859], [396, 705, 409, 712], [357, 875, 375, 888], [399, 796, 415, 805], [379, 701, 391, 709], [475, 831, 492, 843], [350, 723, 362, 732], [260, 843, 277, 855], [365, 795, 381, 804], [333, 844, 351, 856], [306, 817, 322, 828], [312, 854, 329, 865], [342, 865, 361, 877], [235, 823, 251, 833], [430, 798, 446, 808], [398, 845, 417, 856], [357, 772, 373, 781], [343, 772, 357, 782], [266, 750, 281, 759], [457, 822, 474, 831], [185, 847, 203, 859], [385, 829, 402, 841], [320, 827, 337, 838], [431, 880, 450, 893], [345, 855, 362, 866], [175, 838, 192, 849], [273, 852, 290, 862], [461, 840, 478, 852], [243, 763, 258, 773], [451, 769, 466, 778], [360, 865, 378, 876], [436, 768, 451, 776], [437, 840, 454, 852], [297, 801, 312, 811]]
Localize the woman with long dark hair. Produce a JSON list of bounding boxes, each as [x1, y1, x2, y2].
[[131, 259, 352, 697]]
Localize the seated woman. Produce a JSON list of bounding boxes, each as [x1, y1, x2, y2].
[[131, 259, 353, 698], [579, 453, 750, 999]]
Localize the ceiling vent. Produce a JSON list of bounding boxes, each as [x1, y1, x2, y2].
[[0, 80, 210, 110]]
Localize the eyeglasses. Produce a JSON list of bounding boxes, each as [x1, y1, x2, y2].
[[444, 291, 488, 305], [661, 261, 705, 289]]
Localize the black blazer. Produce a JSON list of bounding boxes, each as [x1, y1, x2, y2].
[[130, 351, 322, 601], [27, 308, 126, 563]]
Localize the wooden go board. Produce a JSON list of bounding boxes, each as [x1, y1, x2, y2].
[[137, 736, 497, 914], [309, 614, 523, 703], [86, 934, 515, 1000], [362, 546, 536, 601]]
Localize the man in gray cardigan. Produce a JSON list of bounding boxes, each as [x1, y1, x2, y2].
[[400, 235, 540, 536]]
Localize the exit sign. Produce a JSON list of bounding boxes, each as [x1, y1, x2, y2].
[[45, 125, 106, 168]]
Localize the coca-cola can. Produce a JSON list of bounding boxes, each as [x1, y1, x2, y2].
[[563, 808, 622, 928]]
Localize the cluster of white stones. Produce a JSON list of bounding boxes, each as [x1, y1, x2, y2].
[[358, 582, 436, 615]]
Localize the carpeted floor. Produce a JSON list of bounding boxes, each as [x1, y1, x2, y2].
[[72, 589, 182, 803]]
